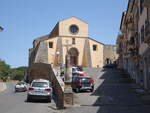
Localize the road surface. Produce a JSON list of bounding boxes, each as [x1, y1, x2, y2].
[[1, 68, 150, 113], [0, 82, 56, 113], [64, 68, 150, 113]]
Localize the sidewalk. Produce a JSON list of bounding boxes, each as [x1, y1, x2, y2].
[[0, 82, 7, 92], [119, 69, 150, 104]]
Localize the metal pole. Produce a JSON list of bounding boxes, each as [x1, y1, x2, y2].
[[0, 26, 4, 32]]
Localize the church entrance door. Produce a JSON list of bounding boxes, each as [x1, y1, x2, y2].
[[68, 48, 79, 66]]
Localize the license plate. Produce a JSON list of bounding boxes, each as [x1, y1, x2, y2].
[[35, 89, 42, 92]]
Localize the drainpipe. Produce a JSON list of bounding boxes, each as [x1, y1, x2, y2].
[[147, 8, 150, 47], [147, 8, 149, 20]]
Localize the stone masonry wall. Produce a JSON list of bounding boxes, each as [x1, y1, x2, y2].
[[35, 41, 48, 64]]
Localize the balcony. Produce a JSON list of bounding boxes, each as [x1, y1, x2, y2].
[[129, 36, 135, 45], [144, 20, 150, 43], [128, 47, 139, 59], [123, 52, 130, 58], [127, 17, 134, 30], [128, 30, 135, 41], [133, 48, 138, 56], [128, 45, 135, 52], [143, 0, 150, 7]]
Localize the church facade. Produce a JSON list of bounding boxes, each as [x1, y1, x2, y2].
[[29, 17, 112, 68]]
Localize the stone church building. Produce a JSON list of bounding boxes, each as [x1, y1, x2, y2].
[[29, 17, 117, 68]]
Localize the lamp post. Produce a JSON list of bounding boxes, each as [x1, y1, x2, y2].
[[55, 51, 60, 76], [56, 51, 60, 66], [0, 26, 4, 32]]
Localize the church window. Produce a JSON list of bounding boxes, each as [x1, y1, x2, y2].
[[72, 38, 75, 44], [69, 25, 79, 34], [93, 45, 97, 51], [49, 42, 53, 48]]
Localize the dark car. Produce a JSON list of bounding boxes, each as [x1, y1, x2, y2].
[[72, 75, 94, 93]]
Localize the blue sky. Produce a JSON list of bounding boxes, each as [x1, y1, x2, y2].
[[0, 0, 128, 67]]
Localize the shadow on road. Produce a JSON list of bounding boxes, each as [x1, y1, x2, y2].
[[90, 68, 148, 113], [24, 99, 51, 103]]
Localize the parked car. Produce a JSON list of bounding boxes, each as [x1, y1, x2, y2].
[[27, 79, 52, 102], [72, 75, 94, 93], [72, 66, 80, 74], [72, 66, 85, 75], [15, 81, 27, 92], [76, 65, 83, 71]]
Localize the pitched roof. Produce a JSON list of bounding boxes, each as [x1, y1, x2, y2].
[[33, 34, 50, 45], [88, 37, 104, 45], [59, 16, 88, 25], [33, 17, 104, 46]]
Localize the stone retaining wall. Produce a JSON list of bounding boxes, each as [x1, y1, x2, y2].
[[52, 67, 65, 109], [28, 63, 65, 109]]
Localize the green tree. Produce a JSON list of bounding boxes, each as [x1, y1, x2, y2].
[[0, 59, 28, 81], [11, 66, 28, 81], [0, 59, 11, 81]]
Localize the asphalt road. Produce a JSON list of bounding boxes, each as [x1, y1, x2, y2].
[[64, 68, 150, 113], [1, 68, 150, 113], [0, 82, 56, 113]]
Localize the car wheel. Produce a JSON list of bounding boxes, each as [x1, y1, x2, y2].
[[48, 97, 51, 103], [27, 95, 31, 102], [91, 86, 94, 92], [72, 89, 76, 92]]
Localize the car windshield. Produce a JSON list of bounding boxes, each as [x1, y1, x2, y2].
[[32, 82, 48, 88], [81, 77, 91, 84], [72, 68, 77, 71]]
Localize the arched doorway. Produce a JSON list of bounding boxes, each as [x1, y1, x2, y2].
[[68, 47, 79, 66]]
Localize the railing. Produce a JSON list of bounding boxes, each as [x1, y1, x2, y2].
[[128, 37, 135, 52], [127, 17, 134, 29], [129, 37, 135, 45], [128, 46, 139, 59]]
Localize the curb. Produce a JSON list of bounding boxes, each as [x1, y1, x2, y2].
[[0, 82, 7, 92]]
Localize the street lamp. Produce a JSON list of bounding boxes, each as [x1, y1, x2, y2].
[[0, 26, 4, 32], [56, 51, 60, 66]]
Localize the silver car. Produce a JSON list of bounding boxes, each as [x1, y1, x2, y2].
[[15, 81, 27, 92], [27, 79, 52, 102]]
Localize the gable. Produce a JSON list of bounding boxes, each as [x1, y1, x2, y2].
[[59, 17, 88, 37]]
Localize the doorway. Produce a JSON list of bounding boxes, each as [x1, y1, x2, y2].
[[68, 47, 79, 66]]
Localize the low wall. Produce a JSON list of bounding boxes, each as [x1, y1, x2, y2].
[[52, 67, 65, 109]]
